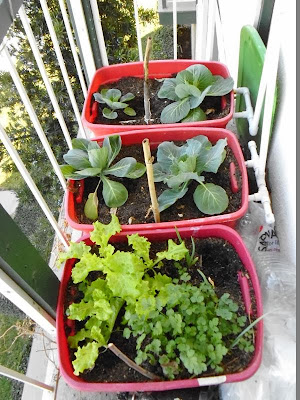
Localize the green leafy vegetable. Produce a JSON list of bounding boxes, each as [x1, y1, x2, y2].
[[93, 88, 136, 120], [158, 64, 234, 123], [60, 136, 146, 218], [60, 216, 255, 379], [153, 135, 229, 215]]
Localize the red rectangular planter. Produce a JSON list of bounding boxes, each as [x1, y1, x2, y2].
[[56, 224, 263, 392], [65, 127, 248, 233], [82, 60, 234, 138]]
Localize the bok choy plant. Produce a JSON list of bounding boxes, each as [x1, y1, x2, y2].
[[158, 64, 234, 123], [93, 88, 136, 120], [153, 135, 229, 215], [60, 136, 146, 219]]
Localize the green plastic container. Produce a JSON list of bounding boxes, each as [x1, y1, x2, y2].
[[235, 25, 277, 147]]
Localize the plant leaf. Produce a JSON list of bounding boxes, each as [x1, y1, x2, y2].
[[178, 156, 197, 173], [181, 108, 207, 122], [153, 163, 169, 182], [105, 157, 137, 177], [102, 108, 118, 119], [90, 214, 121, 251], [75, 168, 103, 177], [72, 342, 100, 376], [124, 162, 146, 179], [196, 138, 227, 173], [160, 98, 190, 123], [166, 172, 204, 188], [88, 147, 109, 170], [189, 85, 212, 109], [157, 78, 179, 101], [84, 191, 99, 220], [88, 141, 100, 150], [158, 186, 189, 212], [193, 183, 229, 215], [103, 135, 122, 166], [127, 234, 153, 268], [175, 69, 193, 85], [106, 88, 122, 102], [71, 138, 91, 150], [63, 149, 91, 169], [120, 93, 135, 102], [156, 141, 183, 171], [175, 83, 201, 99], [186, 64, 213, 89], [93, 93, 106, 104], [183, 136, 211, 160], [155, 240, 188, 264], [207, 76, 234, 96], [123, 107, 136, 116], [110, 101, 128, 110], [102, 176, 128, 207], [60, 164, 75, 176], [100, 89, 108, 97]]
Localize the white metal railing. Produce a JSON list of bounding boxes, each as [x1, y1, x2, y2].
[[0, 0, 282, 393]]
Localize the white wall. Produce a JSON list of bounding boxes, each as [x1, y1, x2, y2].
[[267, 2, 296, 265], [218, 0, 261, 84]]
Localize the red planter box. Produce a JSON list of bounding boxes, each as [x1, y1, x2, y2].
[[65, 127, 248, 233], [82, 60, 234, 138], [56, 224, 263, 392]]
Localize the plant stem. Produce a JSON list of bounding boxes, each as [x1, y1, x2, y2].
[[144, 37, 152, 124], [107, 343, 161, 381], [142, 139, 160, 223]]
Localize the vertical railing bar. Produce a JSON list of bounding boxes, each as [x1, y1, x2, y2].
[[38, 0, 87, 139], [205, 0, 216, 61], [195, 0, 204, 59], [191, 24, 196, 59], [0, 365, 54, 392], [253, 0, 263, 29], [0, 122, 69, 249], [90, 0, 109, 67], [66, 0, 96, 83], [215, 0, 227, 64], [201, 0, 209, 59], [133, 0, 143, 61], [58, 0, 88, 97], [19, 6, 73, 149], [3, 47, 67, 189], [173, 0, 177, 60], [0, 267, 56, 336], [258, 0, 281, 174]]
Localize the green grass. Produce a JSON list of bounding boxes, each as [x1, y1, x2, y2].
[[0, 314, 32, 400]]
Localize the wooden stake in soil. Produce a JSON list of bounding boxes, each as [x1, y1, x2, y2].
[[107, 343, 161, 381], [143, 37, 152, 124], [142, 138, 160, 223]]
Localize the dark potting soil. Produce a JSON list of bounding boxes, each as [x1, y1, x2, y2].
[[64, 238, 256, 383], [92, 76, 231, 125], [73, 143, 242, 226]]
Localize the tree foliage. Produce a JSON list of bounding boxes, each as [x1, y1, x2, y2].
[[0, 0, 156, 260]]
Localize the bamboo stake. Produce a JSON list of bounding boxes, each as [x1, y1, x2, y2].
[[107, 343, 161, 381], [144, 37, 152, 124], [142, 139, 160, 223]]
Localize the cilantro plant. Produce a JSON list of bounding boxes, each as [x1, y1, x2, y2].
[[59, 216, 255, 379], [153, 135, 229, 215], [93, 88, 136, 120], [60, 136, 146, 219], [158, 64, 234, 123]]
